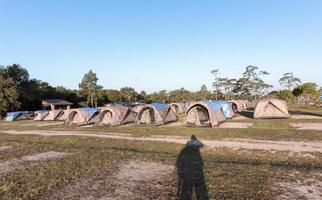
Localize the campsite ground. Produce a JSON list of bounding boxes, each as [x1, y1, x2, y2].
[[1, 106, 322, 199]]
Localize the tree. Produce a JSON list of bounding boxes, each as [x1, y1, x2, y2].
[[241, 65, 272, 100], [78, 70, 103, 107], [105, 89, 121, 102], [169, 88, 194, 103], [119, 87, 138, 102], [211, 69, 220, 100], [293, 82, 319, 103], [0, 67, 20, 114], [217, 78, 237, 100], [279, 73, 301, 90]]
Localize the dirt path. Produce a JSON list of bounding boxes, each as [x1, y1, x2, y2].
[[290, 123, 322, 131], [290, 115, 322, 120], [3, 130, 322, 154], [41, 160, 175, 200], [0, 151, 70, 175]]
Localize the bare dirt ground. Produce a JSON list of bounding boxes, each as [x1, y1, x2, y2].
[[0, 151, 70, 176], [40, 161, 175, 200], [231, 115, 252, 120], [290, 123, 322, 131], [36, 122, 64, 127], [290, 115, 322, 120], [218, 122, 253, 128], [272, 172, 322, 200], [0, 146, 12, 152], [3, 130, 322, 155]]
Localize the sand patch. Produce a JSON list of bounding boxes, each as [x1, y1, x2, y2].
[[290, 123, 322, 130], [37, 122, 64, 127], [219, 122, 253, 129], [4, 130, 322, 154], [165, 122, 182, 127], [272, 173, 322, 200], [0, 146, 12, 152], [0, 151, 70, 175], [290, 115, 322, 120], [40, 161, 174, 200]]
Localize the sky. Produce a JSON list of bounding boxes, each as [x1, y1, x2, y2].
[[1, 0, 322, 93]]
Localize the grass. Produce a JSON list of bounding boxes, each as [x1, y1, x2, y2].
[[1, 133, 322, 199], [1, 106, 322, 199]]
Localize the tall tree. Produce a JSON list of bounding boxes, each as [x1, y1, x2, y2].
[[0, 67, 20, 114], [241, 65, 272, 100], [105, 89, 121, 102], [196, 84, 211, 100], [78, 70, 103, 107], [279, 73, 301, 90], [211, 69, 220, 100]]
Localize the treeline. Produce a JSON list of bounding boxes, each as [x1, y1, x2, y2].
[[1, 64, 321, 114]]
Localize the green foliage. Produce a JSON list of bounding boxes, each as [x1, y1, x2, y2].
[[119, 87, 138, 102], [0, 67, 20, 113], [275, 90, 295, 102], [292, 82, 319, 102], [78, 70, 104, 107]]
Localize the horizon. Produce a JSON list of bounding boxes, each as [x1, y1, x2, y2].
[[1, 1, 322, 93]]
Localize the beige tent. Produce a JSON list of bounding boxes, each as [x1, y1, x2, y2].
[[33, 111, 49, 121], [229, 100, 247, 113], [253, 98, 289, 119], [57, 109, 72, 121], [65, 108, 99, 126], [135, 103, 177, 125], [132, 104, 145, 114], [96, 105, 135, 127], [43, 110, 63, 121], [184, 101, 225, 127], [169, 103, 187, 114]]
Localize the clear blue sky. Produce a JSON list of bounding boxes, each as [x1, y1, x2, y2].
[[1, 0, 321, 92]]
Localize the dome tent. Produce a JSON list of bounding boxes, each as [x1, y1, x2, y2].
[[169, 103, 186, 114], [184, 101, 225, 127], [213, 100, 235, 119], [135, 102, 177, 125], [43, 110, 64, 121], [5, 111, 31, 121], [65, 108, 99, 126], [96, 105, 135, 127], [253, 98, 289, 119], [229, 100, 247, 113], [34, 110, 49, 121]]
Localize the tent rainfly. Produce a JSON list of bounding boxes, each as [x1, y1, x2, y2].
[[135, 103, 177, 125], [5, 111, 31, 121], [214, 101, 235, 119], [253, 98, 289, 119], [65, 108, 99, 126], [229, 100, 247, 113], [184, 101, 226, 127], [169, 103, 186, 114], [96, 105, 135, 127], [33, 110, 49, 121], [43, 110, 64, 121]]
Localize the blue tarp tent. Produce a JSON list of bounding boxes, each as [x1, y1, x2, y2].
[[80, 108, 98, 118], [151, 102, 169, 110], [5, 111, 31, 121], [202, 100, 234, 119]]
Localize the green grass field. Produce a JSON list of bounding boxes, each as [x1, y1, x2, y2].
[[1, 107, 322, 199]]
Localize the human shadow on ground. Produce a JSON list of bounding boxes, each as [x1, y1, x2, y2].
[[176, 135, 209, 200]]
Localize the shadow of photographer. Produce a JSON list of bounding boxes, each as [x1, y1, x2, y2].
[[176, 135, 209, 200]]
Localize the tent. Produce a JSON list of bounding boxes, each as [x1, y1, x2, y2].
[[184, 101, 225, 127], [43, 110, 64, 121], [34, 110, 49, 121], [229, 100, 247, 113], [57, 109, 72, 121], [133, 104, 146, 114], [96, 105, 135, 127], [169, 103, 186, 114], [5, 111, 31, 121], [253, 98, 289, 119], [135, 103, 177, 125], [214, 101, 234, 119], [65, 108, 99, 126]]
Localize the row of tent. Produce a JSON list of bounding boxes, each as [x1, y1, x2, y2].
[[4, 98, 289, 127]]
